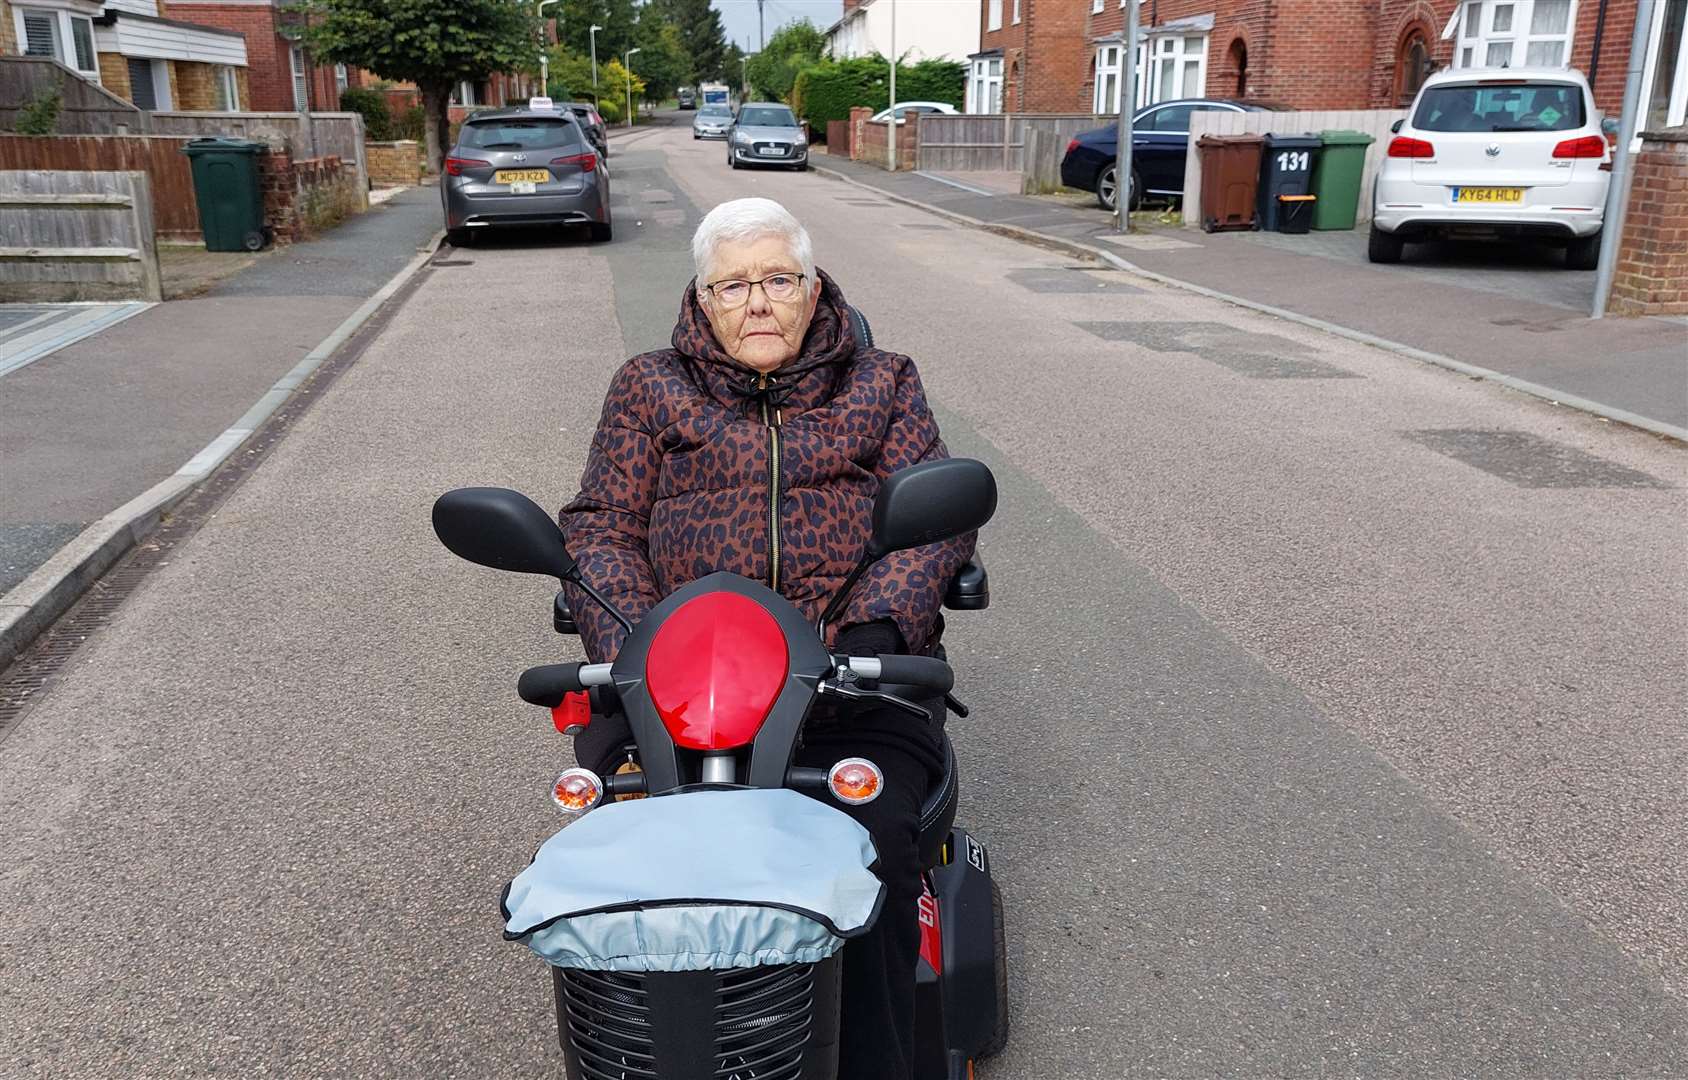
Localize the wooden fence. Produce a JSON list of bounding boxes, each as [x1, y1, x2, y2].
[[0, 134, 200, 239], [0, 169, 161, 302], [1181, 108, 1406, 226], [917, 113, 1103, 172], [0, 57, 145, 135]]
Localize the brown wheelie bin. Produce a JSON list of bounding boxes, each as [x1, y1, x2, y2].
[[1197, 134, 1266, 233]]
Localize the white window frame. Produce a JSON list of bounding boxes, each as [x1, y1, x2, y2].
[[215, 64, 240, 110], [1092, 0, 1104, 12], [14, 6, 100, 80], [987, 0, 1002, 33], [1636, 0, 1688, 132], [1454, 0, 1578, 69], [334, 63, 348, 93], [289, 44, 309, 111], [1093, 44, 1123, 113], [1139, 32, 1206, 106], [1012, 0, 1021, 24], [967, 57, 1003, 113]]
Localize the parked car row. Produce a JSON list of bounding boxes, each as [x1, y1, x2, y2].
[[441, 105, 612, 246], [1059, 67, 1609, 269]]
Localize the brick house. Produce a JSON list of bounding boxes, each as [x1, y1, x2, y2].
[[4, 0, 251, 109], [974, 0, 1685, 122], [162, 0, 375, 112]]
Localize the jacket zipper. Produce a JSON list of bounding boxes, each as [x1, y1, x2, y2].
[[758, 374, 783, 590]]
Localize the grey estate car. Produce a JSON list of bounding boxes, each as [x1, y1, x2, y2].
[[442, 108, 611, 245], [728, 103, 808, 170], [692, 103, 734, 139]]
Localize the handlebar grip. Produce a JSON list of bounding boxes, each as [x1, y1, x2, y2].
[[869, 654, 954, 694], [518, 663, 586, 708]]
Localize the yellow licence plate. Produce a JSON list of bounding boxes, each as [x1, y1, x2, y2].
[[495, 169, 550, 184], [1453, 187, 1524, 204]]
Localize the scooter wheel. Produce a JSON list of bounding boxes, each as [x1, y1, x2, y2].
[[977, 877, 1010, 1058]]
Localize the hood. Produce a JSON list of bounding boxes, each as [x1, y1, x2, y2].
[[736, 125, 805, 141], [671, 268, 858, 411]]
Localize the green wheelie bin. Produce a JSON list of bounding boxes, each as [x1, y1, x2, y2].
[[1310, 130, 1375, 231], [182, 137, 269, 252]]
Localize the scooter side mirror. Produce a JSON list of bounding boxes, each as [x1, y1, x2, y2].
[[433, 487, 578, 581], [868, 459, 997, 558]]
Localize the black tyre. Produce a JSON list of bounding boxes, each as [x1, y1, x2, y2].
[[1566, 230, 1600, 270], [589, 221, 613, 243], [1096, 164, 1118, 212], [1368, 223, 1404, 264], [446, 227, 473, 247], [241, 229, 265, 252], [977, 878, 1010, 1059]]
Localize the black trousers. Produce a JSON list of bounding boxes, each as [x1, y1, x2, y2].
[[794, 711, 942, 1080]]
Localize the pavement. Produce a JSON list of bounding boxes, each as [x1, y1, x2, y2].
[[816, 152, 1688, 435], [0, 116, 1685, 1077], [0, 185, 442, 597]]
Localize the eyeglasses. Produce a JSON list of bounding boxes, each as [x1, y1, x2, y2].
[[702, 272, 807, 308]]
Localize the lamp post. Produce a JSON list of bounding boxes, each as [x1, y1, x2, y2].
[[887, 0, 897, 169], [624, 47, 640, 129], [537, 0, 558, 97], [589, 24, 602, 109], [740, 55, 749, 100], [1113, 0, 1140, 233]]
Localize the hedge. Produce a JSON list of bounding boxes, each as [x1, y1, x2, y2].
[[340, 87, 395, 141], [791, 56, 965, 132]]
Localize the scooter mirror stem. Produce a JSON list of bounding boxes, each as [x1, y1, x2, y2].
[[568, 570, 636, 634], [815, 549, 878, 640]]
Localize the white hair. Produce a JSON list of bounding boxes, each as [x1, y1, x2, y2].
[[691, 198, 815, 293]]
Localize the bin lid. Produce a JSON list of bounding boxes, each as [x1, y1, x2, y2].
[[1318, 129, 1375, 146], [1263, 133, 1322, 148], [182, 137, 267, 154], [1196, 133, 1265, 146]]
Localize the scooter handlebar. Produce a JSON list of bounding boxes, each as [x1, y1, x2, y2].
[[517, 662, 613, 708], [843, 654, 954, 694]]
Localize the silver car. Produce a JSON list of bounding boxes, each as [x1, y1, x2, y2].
[[727, 103, 808, 171], [441, 108, 611, 244], [692, 103, 733, 140]]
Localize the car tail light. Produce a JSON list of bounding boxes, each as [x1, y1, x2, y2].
[[1552, 135, 1607, 159], [1387, 136, 1435, 158], [828, 758, 883, 805], [551, 767, 603, 813], [444, 155, 488, 176], [1066, 138, 1079, 156], [550, 152, 597, 172]]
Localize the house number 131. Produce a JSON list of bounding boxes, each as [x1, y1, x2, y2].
[[1276, 151, 1310, 171]]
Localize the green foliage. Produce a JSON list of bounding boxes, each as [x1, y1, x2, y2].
[[593, 96, 622, 123], [551, 0, 636, 63], [745, 19, 824, 102], [544, 47, 598, 101], [600, 57, 645, 116], [394, 105, 425, 140], [790, 55, 965, 130], [295, 0, 540, 86], [16, 84, 62, 136], [339, 86, 395, 140], [631, 17, 688, 102], [647, 0, 728, 82]]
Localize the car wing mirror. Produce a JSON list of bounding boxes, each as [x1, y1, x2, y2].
[[1601, 116, 1620, 136], [868, 459, 997, 558], [433, 487, 577, 581], [1390, 118, 1404, 133]]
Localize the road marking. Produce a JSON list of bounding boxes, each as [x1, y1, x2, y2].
[[0, 302, 154, 377], [913, 171, 998, 197]]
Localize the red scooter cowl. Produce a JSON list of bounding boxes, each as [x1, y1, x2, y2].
[[645, 592, 790, 750]]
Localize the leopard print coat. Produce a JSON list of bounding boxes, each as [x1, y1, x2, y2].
[[558, 268, 974, 663]]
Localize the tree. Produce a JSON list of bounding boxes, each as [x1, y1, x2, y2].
[[648, 0, 728, 82], [298, 0, 539, 169], [600, 57, 645, 120], [744, 18, 823, 102], [631, 17, 688, 104], [544, 46, 598, 102], [552, 0, 636, 66]]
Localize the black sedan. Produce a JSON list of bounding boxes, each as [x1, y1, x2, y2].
[[1060, 99, 1278, 211]]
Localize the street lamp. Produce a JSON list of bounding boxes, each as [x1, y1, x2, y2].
[[624, 47, 641, 129], [537, 0, 558, 97], [740, 55, 749, 100], [589, 24, 602, 109]]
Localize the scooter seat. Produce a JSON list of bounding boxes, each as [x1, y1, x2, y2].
[[917, 733, 959, 869]]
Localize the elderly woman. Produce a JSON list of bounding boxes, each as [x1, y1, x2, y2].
[[558, 197, 973, 1079]]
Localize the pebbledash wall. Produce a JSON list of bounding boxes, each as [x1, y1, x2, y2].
[[1609, 128, 1688, 316]]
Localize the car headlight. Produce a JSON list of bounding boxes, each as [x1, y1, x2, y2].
[[733, 130, 750, 143]]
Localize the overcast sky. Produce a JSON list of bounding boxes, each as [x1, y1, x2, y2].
[[713, 0, 844, 52]]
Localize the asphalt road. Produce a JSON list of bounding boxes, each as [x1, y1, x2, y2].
[[0, 118, 1683, 1077]]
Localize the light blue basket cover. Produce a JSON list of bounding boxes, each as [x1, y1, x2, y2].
[[502, 787, 885, 972]]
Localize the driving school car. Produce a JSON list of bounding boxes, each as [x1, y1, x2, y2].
[[441, 108, 612, 245]]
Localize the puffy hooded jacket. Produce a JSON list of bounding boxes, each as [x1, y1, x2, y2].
[[558, 269, 974, 665]]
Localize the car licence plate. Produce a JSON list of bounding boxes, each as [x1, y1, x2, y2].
[[495, 169, 550, 184], [1453, 187, 1524, 204]]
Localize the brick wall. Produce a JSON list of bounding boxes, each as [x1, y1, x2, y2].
[[172, 61, 218, 110], [162, 3, 294, 110], [258, 147, 364, 242], [0, 0, 18, 54], [97, 51, 134, 101], [365, 139, 420, 185], [1022, 0, 1091, 113], [1609, 129, 1688, 316]]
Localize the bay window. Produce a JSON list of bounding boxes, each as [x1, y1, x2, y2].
[[968, 56, 1003, 114], [1093, 45, 1122, 113], [1453, 0, 1576, 69]]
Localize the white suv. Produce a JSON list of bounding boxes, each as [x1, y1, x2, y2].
[[1371, 67, 1610, 269]]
